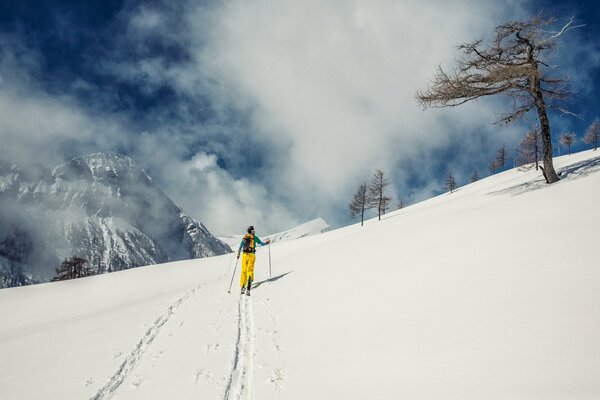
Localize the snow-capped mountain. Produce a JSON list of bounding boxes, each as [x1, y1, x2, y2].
[[218, 217, 330, 250], [0, 153, 230, 287]]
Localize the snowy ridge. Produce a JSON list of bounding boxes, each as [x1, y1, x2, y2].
[[218, 217, 330, 250], [264, 217, 330, 244]]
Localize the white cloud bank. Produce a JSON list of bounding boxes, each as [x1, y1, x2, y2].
[[4, 1, 598, 236], [177, 0, 529, 224]]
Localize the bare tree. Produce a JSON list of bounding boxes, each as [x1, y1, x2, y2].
[[559, 132, 577, 155], [349, 183, 370, 226], [417, 13, 582, 184], [470, 169, 479, 182], [517, 126, 543, 169], [397, 195, 406, 209], [488, 160, 500, 174], [488, 145, 508, 175], [496, 145, 506, 170], [52, 256, 95, 281], [445, 171, 457, 193], [368, 170, 392, 221], [583, 118, 600, 151]]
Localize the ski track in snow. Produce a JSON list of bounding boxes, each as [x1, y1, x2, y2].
[[89, 286, 200, 400], [223, 295, 255, 400]]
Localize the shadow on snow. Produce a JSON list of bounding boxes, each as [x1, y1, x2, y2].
[[488, 155, 600, 197], [252, 271, 293, 290]]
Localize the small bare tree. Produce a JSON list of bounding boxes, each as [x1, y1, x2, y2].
[[496, 145, 507, 170], [488, 160, 500, 174], [368, 170, 392, 221], [445, 171, 457, 193], [470, 169, 479, 182], [583, 118, 600, 151], [349, 183, 370, 226], [559, 132, 577, 155], [397, 195, 406, 209], [517, 126, 543, 169], [417, 13, 582, 184]]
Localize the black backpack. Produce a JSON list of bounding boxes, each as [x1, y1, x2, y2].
[[242, 234, 254, 252]]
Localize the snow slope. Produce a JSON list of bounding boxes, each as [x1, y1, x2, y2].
[[1, 150, 599, 400], [264, 217, 330, 243], [218, 217, 330, 250]]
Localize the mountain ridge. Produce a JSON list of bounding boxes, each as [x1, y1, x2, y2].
[[0, 152, 230, 287]]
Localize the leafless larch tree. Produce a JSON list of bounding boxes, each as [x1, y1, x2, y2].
[[559, 132, 577, 155], [368, 170, 392, 221], [417, 13, 582, 184], [349, 182, 370, 226], [496, 145, 507, 169], [517, 126, 543, 169], [445, 171, 457, 193], [488, 160, 500, 174], [397, 195, 406, 209]]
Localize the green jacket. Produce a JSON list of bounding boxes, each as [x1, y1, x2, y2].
[[238, 234, 266, 254]]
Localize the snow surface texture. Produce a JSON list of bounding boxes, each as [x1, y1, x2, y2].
[[0, 153, 230, 287], [1, 150, 599, 399]]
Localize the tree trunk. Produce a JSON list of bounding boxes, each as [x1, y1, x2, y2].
[[535, 103, 560, 183], [534, 137, 539, 171], [531, 76, 560, 183]]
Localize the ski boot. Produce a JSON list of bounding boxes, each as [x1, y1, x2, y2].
[[246, 277, 253, 296]]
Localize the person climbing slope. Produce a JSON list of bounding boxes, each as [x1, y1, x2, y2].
[[237, 226, 270, 296]]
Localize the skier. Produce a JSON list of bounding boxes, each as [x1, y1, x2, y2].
[[237, 225, 270, 295]]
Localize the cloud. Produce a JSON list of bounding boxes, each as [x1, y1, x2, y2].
[[2, 0, 599, 236], [0, 1, 526, 233], [164, 152, 300, 235], [0, 35, 98, 169], [180, 0, 530, 218], [0, 30, 294, 235]]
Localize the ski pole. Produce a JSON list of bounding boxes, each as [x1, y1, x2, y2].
[[268, 243, 272, 279], [227, 255, 240, 293]]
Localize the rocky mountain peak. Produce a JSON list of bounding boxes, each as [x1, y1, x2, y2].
[[0, 153, 231, 288]]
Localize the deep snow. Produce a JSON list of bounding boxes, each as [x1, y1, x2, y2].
[[1, 150, 599, 399]]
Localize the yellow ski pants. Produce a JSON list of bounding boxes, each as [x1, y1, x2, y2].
[[240, 252, 256, 288]]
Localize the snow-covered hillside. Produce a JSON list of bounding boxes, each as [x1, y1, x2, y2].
[[218, 217, 330, 250], [265, 217, 330, 243], [1, 150, 599, 399]]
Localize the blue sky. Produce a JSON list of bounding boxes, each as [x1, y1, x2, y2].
[[0, 0, 599, 235]]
